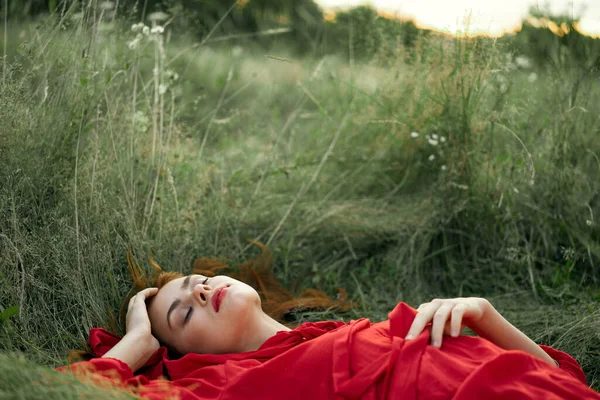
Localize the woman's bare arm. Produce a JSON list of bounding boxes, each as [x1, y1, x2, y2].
[[468, 300, 557, 367], [102, 331, 159, 372], [102, 288, 160, 372], [405, 297, 557, 367]]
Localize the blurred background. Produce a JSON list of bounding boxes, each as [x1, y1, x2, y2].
[[1, 0, 599, 396]]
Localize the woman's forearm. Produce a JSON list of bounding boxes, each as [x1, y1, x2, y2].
[[472, 301, 557, 367], [102, 332, 157, 372]]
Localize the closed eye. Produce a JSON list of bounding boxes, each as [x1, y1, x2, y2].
[[184, 307, 192, 325]]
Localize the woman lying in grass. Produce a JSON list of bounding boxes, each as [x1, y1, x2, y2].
[[62, 241, 600, 399]]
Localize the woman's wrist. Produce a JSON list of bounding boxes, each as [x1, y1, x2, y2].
[[102, 331, 158, 372]]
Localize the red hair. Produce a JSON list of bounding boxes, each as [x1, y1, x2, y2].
[[121, 239, 355, 325], [70, 240, 355, 363]]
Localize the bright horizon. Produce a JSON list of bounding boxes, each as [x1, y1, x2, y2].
[[317, 0, 600, 37]]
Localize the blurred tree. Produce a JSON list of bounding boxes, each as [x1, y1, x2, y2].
[[504, 5, 600, 74], [323, 5, 427, 62]]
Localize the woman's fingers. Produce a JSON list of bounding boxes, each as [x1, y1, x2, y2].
[[128, 288, 158, 312], [406, 299, 469, 347], [137, 287, 159, 300], [450, 304, 466, 337], [430, 303, 454, 347], [405, 300, 442, 340]]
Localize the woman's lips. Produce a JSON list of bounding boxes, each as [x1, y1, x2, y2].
[[212, 286, 228, 312]]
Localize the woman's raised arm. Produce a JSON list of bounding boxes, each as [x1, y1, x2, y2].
[[404, 297, 558, 367], [102, 288, 160, 372]]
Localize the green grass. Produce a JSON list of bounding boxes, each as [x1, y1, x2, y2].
[[1, 8, 599, 396]]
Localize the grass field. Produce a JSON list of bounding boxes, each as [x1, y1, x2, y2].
[[1, 8, 599, 396]]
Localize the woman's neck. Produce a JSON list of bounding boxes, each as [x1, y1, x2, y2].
[[241, 311, 291, 352]]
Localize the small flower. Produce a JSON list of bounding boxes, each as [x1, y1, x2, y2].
[[441, 165, 447, 171], [515, 55, 532, 69], [167, 168, 174, 185], [428, 154, 435, 161], [151, 26, 164, 34], [428, 138, 439, 146], [410, 131, 419, 138], [142, 26, 150, 35], [131, 23, 143, 32], [440, 136, 446, 143], [99, 1, 115, 10], [513, 187, 519, 194], [158, 84, 168, 95], [232, 46, 243, 58], [528, 73, 538, 83], [561, 246, 576, 261], [587, 220, 593, 226], [431, 134, 439, 140], [133, 111, 150, 132], [166, 70, 179, 81], [127, 38, 140, 49]]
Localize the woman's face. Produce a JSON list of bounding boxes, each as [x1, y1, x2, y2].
[[147, 274, 262, 355]]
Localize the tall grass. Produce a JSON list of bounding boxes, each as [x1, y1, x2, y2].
[[1, 4, 599, 395]]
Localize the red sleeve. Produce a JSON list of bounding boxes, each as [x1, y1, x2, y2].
[[57, 358, 197, 399], [56, 358, 139, 389], [538, 344, 588, 384]]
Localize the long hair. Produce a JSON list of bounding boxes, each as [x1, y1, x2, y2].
[[69, 240, 355, 363]]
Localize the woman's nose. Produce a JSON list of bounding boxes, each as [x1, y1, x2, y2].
[[193, 284, 212, 305]]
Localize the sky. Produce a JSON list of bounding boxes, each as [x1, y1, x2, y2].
[[317, 0, 600, 37]]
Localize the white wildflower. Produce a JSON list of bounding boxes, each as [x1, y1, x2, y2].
[[165, 69, 179, 82], [431, 134, 439, 140], [131, 23, 144, 32], [499, 83, 508, 93], [587, 220, 593, 226], [142, 26, 150, 35], [99, 1, 114, 10], [232, 46, 243, 58], [513, 187, 520, 194], [127, 38, 140, 49], [440, 136, 447, 143], [515, 55, 532, 69], [428, 154, 436, 161], [167, 168, 174, 185], [158, 84, 168, 95], [151, 26, 164, 35], [133, 111, 150, 132], [410, 131, 419, 138], [528, 73, 538, 83], [428, 138, 439, 146], [441, 165, 447, 171], [450, 182, 469, 190], [166, 70, 179, 81]]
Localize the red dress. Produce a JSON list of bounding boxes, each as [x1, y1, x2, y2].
[[60, 302, 600, 399]]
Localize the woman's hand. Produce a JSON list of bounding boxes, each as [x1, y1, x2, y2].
[[103, 287, 160, 372], [405, 297, 491, 348], [126, 287, 159, 339]]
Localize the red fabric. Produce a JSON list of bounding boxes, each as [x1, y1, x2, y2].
[[60, 302, 600, 400]]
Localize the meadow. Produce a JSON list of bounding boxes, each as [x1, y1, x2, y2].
[[1, 6, 600, 397]]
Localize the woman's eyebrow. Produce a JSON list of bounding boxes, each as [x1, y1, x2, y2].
[[166, 276, 193, 329], [181, 275, 191, 290]]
